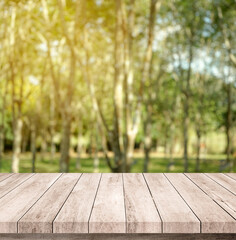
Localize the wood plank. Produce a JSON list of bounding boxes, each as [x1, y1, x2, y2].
[[0, 173, 14, 182], [123, 173, 162, 233], [205, 173, 236, 195], [0, 173, 61, 233], [186, 173, 236, 219], [165, 173, 236, 233], [89, 173, 125, 233], [144, 173, 200, 233], [18, 173, 81, 233], [225, 173, 236, 181], [0, 173, 34, 199], [54, 173, 101, 233], [0, 233, 236, 240]]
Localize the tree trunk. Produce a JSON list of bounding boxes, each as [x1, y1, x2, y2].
[[31, 123, 36, 173], [59, 116, 71, 172], [21, 127, 29, 153], [50, 87, 56, 162], [167, 124, 175, 172], [0, 78, 8, 171], [183, 39, 193, 173], [183, 101, 189, 172], [226, 83, 232, 171], [40, 130, 47, 161], [143, 105, 152, 173], [195, 128, 201, 172], [12, 118, 23, 173], [93, 132, 99, 173], [76, 120, 83, 170]]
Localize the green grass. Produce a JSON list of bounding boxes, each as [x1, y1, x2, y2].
[[0, 152, 235, 173]]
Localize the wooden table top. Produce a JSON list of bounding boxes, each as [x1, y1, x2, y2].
[[0, 173, 235, 234]]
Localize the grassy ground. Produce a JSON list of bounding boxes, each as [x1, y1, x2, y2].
[[0, 152, 235, 173]]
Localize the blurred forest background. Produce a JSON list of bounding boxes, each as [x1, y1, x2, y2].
[[0, 0, 235, 173]]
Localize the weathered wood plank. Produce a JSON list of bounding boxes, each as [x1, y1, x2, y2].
[[224, 173, 236, 181], [0, 173, 61, 233], [18, 173, 81, 233], [205, 173, 236, 195], [0, 173, 34, 199], [89, 173, 125, 233], [0, 173, 14, 182], [54, 173, 101, 233], [123, 173, 162, 233], [144, 173, 200, 233], [165, 173, 236, 233], [186, 173, 236, 219], [0, 233, 236, 240]]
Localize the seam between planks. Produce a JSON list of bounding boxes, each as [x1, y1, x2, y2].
[[88, 173, 102, 233], [0, 173, 14, 183], [17, 173, 63, 233], [163, 173, 202, 233], [184, 173, 236, 221], [203, 173, 236, 196], [142, 173, 163, 233], [223, 173, 236, 182], [0, 173, 36, 201], [52, 173, 84, 233], [122, 174, 127, 233]]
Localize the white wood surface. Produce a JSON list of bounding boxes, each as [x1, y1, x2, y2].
[[18, 174, 81, 233], [186, 173, 236, 219], [54, 173, 101, 233], [0, 173, 61, 233], [123, 173, 162, 233], [89, 173, 126, 233], [165, 173, 236, 233], [144, 173, 200, 233], [0, 173, 34, 199], [0, 173, 235, 234], [205, 173, 236, 195]]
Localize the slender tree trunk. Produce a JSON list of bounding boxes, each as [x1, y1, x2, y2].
[[31, 123, 36, 173], [76, 120, 83, 170], [12, 118, 23, 173], [59, 116, 71, 172], [183, 100, 189, 172], [167, 124, 175, 171], [93, 131, 99, 173], [183, 39, 193, 172], [0, 78, 8, 171], [40, 129, 47, 161], [21, 126, 29, 153], [226, 83, 232, 171], [195, 128, 201, 172], [113, 0, 125, 171], [50, 88, 56, 162], [143, 105, 152, 173]]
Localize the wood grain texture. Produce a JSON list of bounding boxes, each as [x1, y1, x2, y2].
[[186, 173, 236, 219], [144, 173, 200, 233], [0, 173, 34, 199], [89, 173, 126, 233], [0, 173, 14, 182], [205, 173, 236, 195], [0, 173, 61, 233], [123, 173, 162, 233], [165, 173, 236, 233], [0, 173, 235, 235], [0, 234, 235, 240], [224, 173, 236, 181], [54, 173, 101, 233], [18, 173, 81, 233]]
